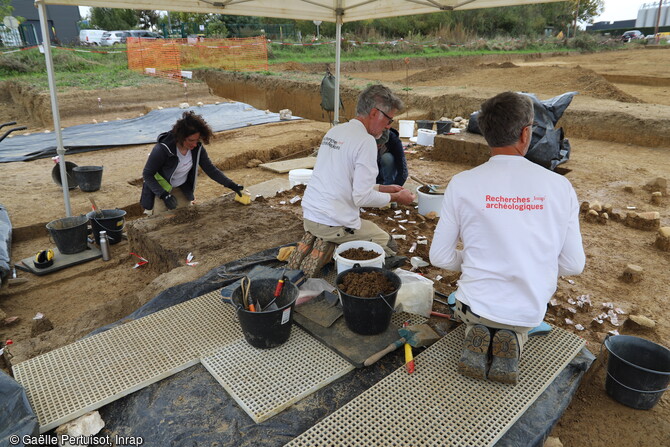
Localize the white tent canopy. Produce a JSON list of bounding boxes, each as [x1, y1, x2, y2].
[[34, 0, 563, 215]]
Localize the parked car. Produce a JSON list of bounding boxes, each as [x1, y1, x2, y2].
[[621, 30, 644, 43], [127, 30, 163, 39], [100, 31, 130, 46], [79, 29, 107, 46]]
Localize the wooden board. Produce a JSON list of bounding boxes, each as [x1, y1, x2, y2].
[[259, 157, 316, 173]]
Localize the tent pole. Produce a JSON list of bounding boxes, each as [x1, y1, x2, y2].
[[333, 12, 342, 125], [36, 0, 71, 217]]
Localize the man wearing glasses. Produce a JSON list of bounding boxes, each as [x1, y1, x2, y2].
[[292, 84, 416, 276], [429, 91, 585, 384]]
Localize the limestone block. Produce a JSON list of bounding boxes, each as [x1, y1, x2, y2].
[[544, 437, 563, 447], [622, 264, 643, 283], [584, 209, 599, 223], [602, 203, 613, 214], [625, 314, 656, 330], [655, 227, 670, 251], [610, 210, 625, 222], [625, 211, 661, 231], [31, 313, 54, 337], [644, 177, 667, 194], [590, 201, 602, 212], [598, 212, 609, 225], [580, 201, 590, 214], [56, 411, 105, 447]]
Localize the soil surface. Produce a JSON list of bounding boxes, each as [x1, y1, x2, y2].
[[337, 271, 397, 297], [1, 48, 669, 446]]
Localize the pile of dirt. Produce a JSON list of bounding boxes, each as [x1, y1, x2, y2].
[[404, 65, 462, 83], [574, 68, 642, 103]]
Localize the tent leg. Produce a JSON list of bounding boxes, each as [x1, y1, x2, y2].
[[333, 15, 342, 125], [36, 0, 71, 217]]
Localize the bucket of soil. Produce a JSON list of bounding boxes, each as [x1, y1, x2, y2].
[[45, 215, 90, 254], [336, 266, 401, 335], [87, 209, 126, 245], [604, 334, 670, 410], [232, 278, 299, 349], [436, 120, 453, 134], [416, 185, 444, 217], [72, 166, 103, 192], [333, 240, 385, 274]]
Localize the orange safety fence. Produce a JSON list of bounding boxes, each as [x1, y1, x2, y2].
[[127, 36, 268, 82]]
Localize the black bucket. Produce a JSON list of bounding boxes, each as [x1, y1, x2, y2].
[[232, 278, 298, 349], [436, 120, 453, 134], [73, 166, 103, 192], [604, 334, 670, 410], [87, 209, 127, 245], [51, 161, 78, 190], [46, 215, 89, 254], [336, 266, 401, 335], [416, 120, 434, 130]]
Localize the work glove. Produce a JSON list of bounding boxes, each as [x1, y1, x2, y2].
[[161, 192, 177, 210], [231, 183, 244, 197]]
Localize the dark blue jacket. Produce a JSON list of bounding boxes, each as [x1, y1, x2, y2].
[[140, 132, 237, 210], [376, 127, 408, 186]]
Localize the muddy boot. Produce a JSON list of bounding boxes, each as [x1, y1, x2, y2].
[[457, 324, 490, 380], [488, 329, 520, 385], [286, 232, 316, 270], [300, 238, 336, 277]]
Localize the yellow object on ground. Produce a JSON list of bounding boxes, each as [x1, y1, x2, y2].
[[277, 246, 295, 262], [234, 192, 252, 205]]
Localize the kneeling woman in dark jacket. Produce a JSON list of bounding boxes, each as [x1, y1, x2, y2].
[[140, 111, 243, 214]]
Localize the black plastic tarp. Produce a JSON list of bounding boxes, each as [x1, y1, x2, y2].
[[1, 247, 594, 446], [0, 204, 11, 280], [0, 102, 302, 163], [0, 369, 39, 446], [467, 92, 577, 171]]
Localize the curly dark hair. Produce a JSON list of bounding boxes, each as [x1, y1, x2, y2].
[[171, 111, 214, 145]]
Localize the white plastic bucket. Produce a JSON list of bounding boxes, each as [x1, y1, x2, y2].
[[399, 120, 415, 138], [289, 169, 313, 187], [416, 185, 444, 217], [417, 129, 437, 146], [333, 240, 385, 274]]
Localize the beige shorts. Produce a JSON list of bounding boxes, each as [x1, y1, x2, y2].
[[303, 218, 395, 256]]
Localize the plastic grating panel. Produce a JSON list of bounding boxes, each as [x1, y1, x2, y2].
[[13, 291, 243, 433], [287, 324, 584, 447], [201, 326, 354, 423]]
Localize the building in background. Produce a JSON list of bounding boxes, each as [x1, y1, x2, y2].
[[6, 1, 80, 46], [587, 2, 669, 35]]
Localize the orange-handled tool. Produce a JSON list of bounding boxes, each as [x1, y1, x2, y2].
[[403, 321, 415, 374]]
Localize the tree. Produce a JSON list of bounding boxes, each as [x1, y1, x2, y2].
[[136, 10, 160, 30], [89, 7, 137, 30], [0, 0, 13, 19]]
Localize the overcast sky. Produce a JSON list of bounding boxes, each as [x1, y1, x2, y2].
[[79, 1, 648, 24]]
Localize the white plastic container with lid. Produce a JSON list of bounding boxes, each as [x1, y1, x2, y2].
[[398, 120, 415, 138], [333, 240, 385, 274], [288, 169, 313, 187], [416, 185, 444, 217]]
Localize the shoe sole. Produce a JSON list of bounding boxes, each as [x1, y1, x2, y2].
[[286, 233, 316, 270], [300, 238, 335, 277], [489, 330, 519, 385], [457, 325, 490, 380]]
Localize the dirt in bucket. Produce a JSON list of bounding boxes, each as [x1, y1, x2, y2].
[[338, 271, 396, 298], [339, 247, 379, 260]]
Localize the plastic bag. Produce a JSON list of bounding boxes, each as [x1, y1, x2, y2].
[[393, 268, 434, 317], [297, 278, 337, 306]]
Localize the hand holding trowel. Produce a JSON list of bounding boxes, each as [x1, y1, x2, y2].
[[363, 323, 440, 367]]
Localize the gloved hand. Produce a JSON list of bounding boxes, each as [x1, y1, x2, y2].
[[231, 183, 244, 197], [161, 192, 177, 210]]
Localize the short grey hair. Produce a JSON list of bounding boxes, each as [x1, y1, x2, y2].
[[356, 84, 404, 117], [478, 92, 534, 148]]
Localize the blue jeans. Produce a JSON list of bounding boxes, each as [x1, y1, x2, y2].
[[379, 152, 396, 185]]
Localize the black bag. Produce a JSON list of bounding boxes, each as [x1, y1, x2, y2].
[[320, 70, 343, 113]]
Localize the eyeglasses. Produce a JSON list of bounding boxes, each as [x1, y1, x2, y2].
[[375, 107, 394, 125]]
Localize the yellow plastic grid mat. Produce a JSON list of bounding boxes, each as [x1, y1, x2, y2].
[[287, 324, 585, 447], [201, 327, 354, 423], [13, 291, 243, 433]]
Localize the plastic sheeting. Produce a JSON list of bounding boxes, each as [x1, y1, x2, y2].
[[0, 102, 302, 163], [0, 369, 39, 445], [467, 92, 577, 171], [0, 204, 12, 280], [86, 246, 593, 446]]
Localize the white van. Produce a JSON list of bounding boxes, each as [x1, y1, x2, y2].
[[79, 29, 106, 46]]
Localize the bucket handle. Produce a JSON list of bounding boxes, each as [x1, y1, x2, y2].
[[91, 214, 126, 233], [606, 370, 670, 394], [378, 293, 396, 313]]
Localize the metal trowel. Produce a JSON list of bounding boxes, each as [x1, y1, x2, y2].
[[295, 290, 343, 328]]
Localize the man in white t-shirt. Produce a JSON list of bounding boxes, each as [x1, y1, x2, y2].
[[429, 92, 585, 384], [290, 85, 416, 276]]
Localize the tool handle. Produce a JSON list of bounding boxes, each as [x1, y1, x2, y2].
[[409, 175, 428, 187], [404, 342, 415, 374], [430, 311, 455, 320], [363, 338, 406, 366], [274, 278, 285, 297]]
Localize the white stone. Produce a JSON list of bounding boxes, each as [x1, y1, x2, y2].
[[179, 102, 190, 109], [56, 411, 105, 447]]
